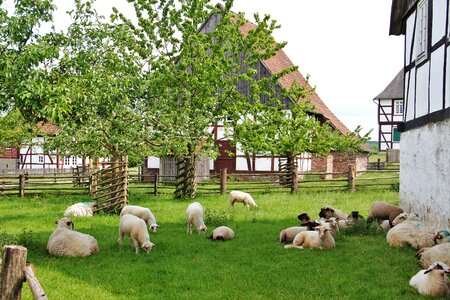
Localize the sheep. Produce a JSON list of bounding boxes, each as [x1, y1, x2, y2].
[[120, 205, 159, 233], [392, 212, 421, 226], [297, 213, 312, 223], [47, 217, 99, 257], [416, 243, 450, 268], [367, 201, 403, 227], [338, 211, 364, 229], [279, 220, 320, 243], [379, 220, 391, 231], [322, 217, 340, 236], [409, 262, 450, 297], [434, 230, 450, 245], [386, 220, 437, 249], [63, 202, 94, 217], [229, 190, 258, 208], [208, 226, 235, 241], [284, 225, 335, 250], [118, 214, 155, 254], [186, 202, 207, 234], [318, 206, 347, 220]]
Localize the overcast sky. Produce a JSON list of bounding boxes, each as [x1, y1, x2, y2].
[[11, 0, 404, 140]]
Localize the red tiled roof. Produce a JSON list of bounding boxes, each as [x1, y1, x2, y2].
[[37, 121, 59, 135]]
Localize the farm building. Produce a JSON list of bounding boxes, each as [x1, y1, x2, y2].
[[145, 5, 367, 178], [390, 0, 450, 227]]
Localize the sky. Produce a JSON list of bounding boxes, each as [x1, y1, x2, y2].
[[7, 0, 405, 140]]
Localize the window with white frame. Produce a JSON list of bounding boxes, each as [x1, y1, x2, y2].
[[416, 0, 428, 62], [394, 100, 404, 115], [72, 156, 77, 165], [38, 156, 44, 163], [64, 157, 70, 165]]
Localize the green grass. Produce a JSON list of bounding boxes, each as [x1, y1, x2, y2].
[[0, 190, 444, 299]]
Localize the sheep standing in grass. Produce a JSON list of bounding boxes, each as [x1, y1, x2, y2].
[[118, 214, 155, 254], [209, 226, 234, 241], [386, 220, 437, 249], [120, 205, 159, 233], [367, 202, 403, 227], [318, 206, 347, 220], [186, 202, 207, 234], [63, 202, 94, 217], [416, 243, 450, 268], [409, 262, 450, 297], [229, 190, 258, 208], [284, 225, 335, 250], [47, 218, 99, 257], [279, 221, 320, 243]]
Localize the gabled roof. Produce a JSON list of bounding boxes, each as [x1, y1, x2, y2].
[[238, 22, 350, 135], [390, 0, 417, 35], [37, 122, 59, 135], [373, 69, 404, 100]]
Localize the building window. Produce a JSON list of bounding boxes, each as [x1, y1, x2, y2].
[[38, 156, 44, 163], [416, 0, 428, 62], [394, 100, 404, 115], [393, 127, 401, 142], [64, 157, 70, 165], [72, 156, 77, 165]]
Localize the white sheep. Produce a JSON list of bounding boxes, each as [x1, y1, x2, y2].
[[209, 226, 235, 241], [120, 205, 159, 233], [367, 201, 403, 227], [409, 262, 450, 297], [416, 243, 450, 269], [118, 214, 155, 254], [279, 221, 320, 243], [338, 211, 364, 229], [63, 202, 94, 217], [47, 218, 99, 257], [391, 212, 421, 226], [318, 206, 347, 220], [321, 217, 340, 237], [229, 190, 258, 208], [434, 230, 450, 245], [386, 220, 437, 249], [284, 225, 335, 250], [186, 202, 207, 234]]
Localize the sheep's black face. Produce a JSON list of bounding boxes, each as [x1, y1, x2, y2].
[[351, 211, 360, 219], [297, 213, 310, 222], [319, 207, 334, 218]]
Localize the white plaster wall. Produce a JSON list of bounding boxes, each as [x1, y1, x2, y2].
[[431, 0, 447, 46], [400, 118, 450, 229], [405, 12, 415, 65], [446, 47, 450, 109], [405, 69, 416, 121], [429, 47, 444, 113], [416, 64, 430, 117]]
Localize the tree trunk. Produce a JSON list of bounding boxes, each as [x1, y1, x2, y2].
[[286, 153, 298, 193], [175, 154, 197, 199]]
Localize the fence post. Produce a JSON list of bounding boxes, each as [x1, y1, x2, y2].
[[348, 164, 356, 192], [377, 158, 381, 170], [18, 175, 25, 198], [24, 265, 48, 300], [220, 168, 227, 195], [0, 245, 27, 300], [153, 174, 158, 195]]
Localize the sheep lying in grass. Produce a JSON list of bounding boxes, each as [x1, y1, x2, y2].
[[279, 221, 321, 243], [409, 262, 450, 297], [47, 218, 99, 257], [367, 201, 403, 227], [284, 225, 335, 250], [416, 243, 450, 269], [229, 190, 258, 208], [120, 205, 159, 233], [209, 226, 234, 241], [391, 212, 421, 226], [319, 206, 347, 220], [434, 230, 450, 244], [321, 217, 340, 236], [186, 202, 207, 234], [386, 220, 437, 249], [118, 214, 155, 254], [297, 213, 312, 223], [63, 202, 94, 217]]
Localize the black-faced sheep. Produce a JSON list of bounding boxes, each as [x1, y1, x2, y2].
[[118, 214, 155, 254], [279, 221, 320, 243], [367, 201, 403, 227], [120, 205, 159, 233], [409, 262, 450, 297], [47, 218, 99, 257], [63, 202, 94, 217], [319, 206, 348, 220], [416, 243, 450, 269], [284, 225, 335, 250], [186, 202, 207, 234], [209, 226, 234, 241], [229, 190, 258, 208], [386, 220, 437, 249], [297, 213, 312, 223]]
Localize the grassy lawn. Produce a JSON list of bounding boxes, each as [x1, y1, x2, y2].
[[0, 190, 444, 299]]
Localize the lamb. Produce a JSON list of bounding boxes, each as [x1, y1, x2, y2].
[[338, 211, 364, 229], [318, 206, 347, 220], [47, 217, 99, 257], [409, 262, 450, 297], [367, 201, 403, 227], [229, 190, 258, 208], [186, 202, 207, 234], [279, 220, 320, 243], [391, 212, 421, 226], [120, 205, 159, 233], [209, 226, 235, 241], [434, 230, 450, 245], [416, 243, 450, 268], [386, 220, 437, 249], [322, 217, 340, 236], [63, 202, 94, 217], [118, 214, 155, 254], [284, 225, 335, 250]]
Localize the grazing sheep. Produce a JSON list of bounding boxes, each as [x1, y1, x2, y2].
[[434, 230, 450, 245], [284, 225, 335, 250], [120, 205, 159, 233], [279, 221, 320, 243], [209, 226, 234, 241], [229, 190, 258, 208], [118, 214, 155, 254], [319, 206, 348, 220], [409, 262, 450, 297], [63, 202, 94, 217], [392, 212, 421, 226], [47, 218, 99, 257], [186, 202, 207, 234], [367, 202, 403, 227], [386, 220, 437, 249], [416, 243, 450, 269]]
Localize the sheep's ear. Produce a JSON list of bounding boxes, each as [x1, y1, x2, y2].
[[55, 220, 58, 224], [336, 217, 340, 221], [424, 269, 432, 274]]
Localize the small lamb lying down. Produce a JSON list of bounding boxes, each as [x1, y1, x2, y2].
[[209, 226, 235, 241], [63, 202, 94, 217], [409, 262, 450, 297]]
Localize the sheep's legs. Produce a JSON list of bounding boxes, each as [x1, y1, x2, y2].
[[186, 222, 192, 234], [131, 236, 140, 254], [118, 231, 124, 246]]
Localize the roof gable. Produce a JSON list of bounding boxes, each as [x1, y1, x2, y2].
[[374, 69, 404, 100]]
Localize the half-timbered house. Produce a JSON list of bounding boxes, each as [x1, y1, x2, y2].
[[390, 0, 450, 226]]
